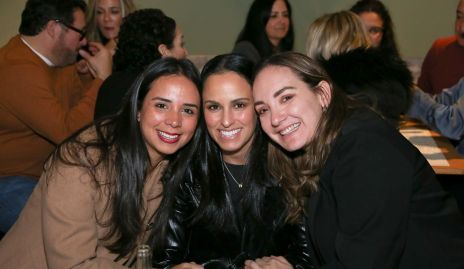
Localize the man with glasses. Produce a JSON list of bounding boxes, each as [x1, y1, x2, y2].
[[0, 0, 112, 234], [418, 0, 464, 95]]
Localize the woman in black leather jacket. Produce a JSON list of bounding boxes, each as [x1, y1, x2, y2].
[[149, 54, 313, 269]]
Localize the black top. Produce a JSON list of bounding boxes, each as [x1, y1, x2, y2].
[[94, 70, 140, 120], [306, 108, 464, 269], [152, 167, 314, 269]]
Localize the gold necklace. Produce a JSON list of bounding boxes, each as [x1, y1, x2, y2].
[[223, 163, 243, 188]]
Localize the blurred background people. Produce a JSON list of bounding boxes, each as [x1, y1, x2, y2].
[[306, 10, 412, 125], [232, 0, 294, 64], [94, 8, 187, 119], [408, 78, 464, 155], [85, 0, 136, 51], [0, 0, 111, 235], [0, 58, 202, 268], [418, 0, 464, 95], [350, 0, 402, 58]]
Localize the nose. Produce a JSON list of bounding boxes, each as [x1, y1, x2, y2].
[[166, 110, 182, 128], [271, 110, 285, 128], [221, 108, 233, 128], [103, 11, 111, 22]]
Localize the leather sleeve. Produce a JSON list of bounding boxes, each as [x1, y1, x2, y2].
[[283, 217, 315, 269], [152, 181, 198, 269]]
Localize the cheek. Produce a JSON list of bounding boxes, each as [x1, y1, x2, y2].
[[204, 112, 219, 131], [184, 117, 199, 134]]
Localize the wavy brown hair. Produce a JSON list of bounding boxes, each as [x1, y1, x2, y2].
[[254, 52, 360, 222]]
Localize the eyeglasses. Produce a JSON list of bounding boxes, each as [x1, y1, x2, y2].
[[54, 19, 86, 41], [368, 26, 384, 35]]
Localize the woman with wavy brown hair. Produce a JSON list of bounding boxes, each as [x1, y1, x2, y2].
[[252, 51, 464, 269]]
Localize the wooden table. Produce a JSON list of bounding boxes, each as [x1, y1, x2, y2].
[[399, 119, 464, 175]]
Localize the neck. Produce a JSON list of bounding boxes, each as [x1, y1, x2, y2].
[[268, 37, 280, 48], [21, 34, 56, 63], [222, 151, 248, 165]]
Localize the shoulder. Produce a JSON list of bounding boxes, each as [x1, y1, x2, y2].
[[321, 48, 412, 92], [232, 41, 261, 64]]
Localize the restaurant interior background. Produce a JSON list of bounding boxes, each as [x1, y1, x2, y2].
[[0, 0, 457, 59]]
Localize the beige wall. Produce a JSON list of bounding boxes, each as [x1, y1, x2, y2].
[[0, 0, 458, 58]]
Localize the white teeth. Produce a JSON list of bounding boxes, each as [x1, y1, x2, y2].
[[220, 128, 241, 137], [280, 123, 300, 136], [158, 131, 178, 140]]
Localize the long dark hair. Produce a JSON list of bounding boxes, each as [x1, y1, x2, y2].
[[193, 54, 272, 230], [350, 0, 401, 57], [46, 57, 201, 257], [150, 54, 271, 252], [236, 0, 294, 58]]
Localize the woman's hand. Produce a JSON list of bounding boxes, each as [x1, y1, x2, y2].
[[171, 262, 204, 269], [244, 256, 293, 269]]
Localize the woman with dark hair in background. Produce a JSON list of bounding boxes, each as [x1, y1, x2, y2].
[[151, 54, 312, 269], [350, 0, 401, 57], [232, 0, 294, 64], [94, 8, 188, 119], [0, 58, 202, 268], [253, 51, 464, 269]]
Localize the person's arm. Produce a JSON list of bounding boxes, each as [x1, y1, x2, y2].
[[407, 79, 464, 140], [41, 159, 127, 269], [2, 63, 102, 144], [152, 181, 200, 269], [320, 131, 415, 269]]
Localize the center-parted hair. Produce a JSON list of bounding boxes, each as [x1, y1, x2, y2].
[[236, 0, 294, 58]]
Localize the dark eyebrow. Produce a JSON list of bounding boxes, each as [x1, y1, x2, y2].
[[273, 86, 296, 98], [152, 97, 199, 109], [254, 86, 295, 106]]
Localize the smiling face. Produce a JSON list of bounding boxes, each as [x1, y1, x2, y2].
[[203, 71, 256, 164], [138, 75, 200, 163], [265, 0, 290, 46], [96, 0, 124, 40], [253, 66, 331, 152]]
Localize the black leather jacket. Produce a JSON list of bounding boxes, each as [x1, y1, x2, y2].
[[152, 176, 314, 269]]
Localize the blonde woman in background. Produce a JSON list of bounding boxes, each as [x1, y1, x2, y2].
[[306, 10, 412, 125], [86, 0, 135, 51]]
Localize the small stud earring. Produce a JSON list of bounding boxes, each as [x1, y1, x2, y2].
[[322, 106, 327, 112]]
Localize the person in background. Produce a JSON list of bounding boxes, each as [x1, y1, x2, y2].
[[0, 0, 112, 235], [418, 0, 464, 95], [151, 54, 312, 269], [408, 78, 464, 155], [350, 0, 402, 58], [94, 8, 187, 119], [0, 57, 202, 269], [85, 0, 135, 52], [252, 51, 464, 269], [306, 10, 412, 125], [232, 0, 294, 64]]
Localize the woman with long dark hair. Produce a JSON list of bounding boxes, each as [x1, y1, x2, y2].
[[151, 54, 312, 269], [0, 58, 202, 268], [232, 0, 294, 64]]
